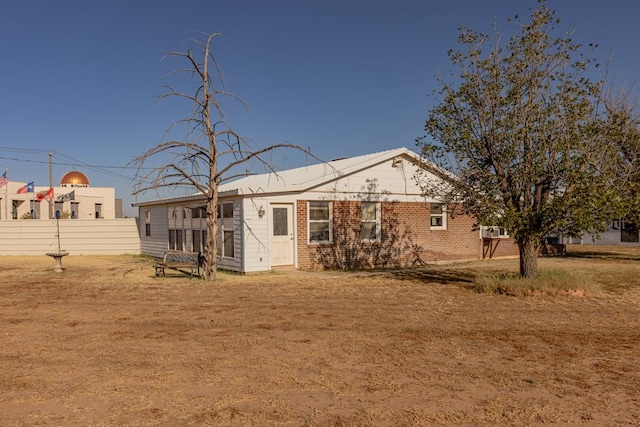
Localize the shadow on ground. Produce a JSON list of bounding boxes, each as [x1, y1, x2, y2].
[[567, 251, 640, 261], [387, 267, 475, 285]]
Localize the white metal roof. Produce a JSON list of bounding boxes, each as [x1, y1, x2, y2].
[[218, 147, 421, 196]]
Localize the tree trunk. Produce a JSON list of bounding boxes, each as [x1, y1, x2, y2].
[[203, 190, 218, 281], [518, 237, 539, 278]]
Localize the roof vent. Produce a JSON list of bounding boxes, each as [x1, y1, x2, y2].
[[392, 157, 403, 168]]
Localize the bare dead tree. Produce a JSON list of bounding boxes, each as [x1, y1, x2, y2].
[[131, 32, 312, 280]]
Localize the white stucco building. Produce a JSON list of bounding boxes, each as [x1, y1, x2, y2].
[[0, 170, 121, 220]]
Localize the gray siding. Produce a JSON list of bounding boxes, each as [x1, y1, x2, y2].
[[216, 199, 242, 272], [139, 206, 169, 258]]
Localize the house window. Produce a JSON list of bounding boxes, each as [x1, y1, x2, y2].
[[621, 221, 639, 243], [217, 202, 235, 258], [272, 208, 289, 236], [169, 229, 183, 250], [71, 202, 79, 219], [361, 202, 380, 242], [30, 200, 40, 219], [191, 206, 206, 219], [430, 203, 446, 229], [176, 230, 183, 250], [55, 202, 64, 219], [12, 200, 19, 220], [144, 209, 151, 236], [223, 230, 234, 258], [308, 201, 331, 243], [192, 229, 202, 253]]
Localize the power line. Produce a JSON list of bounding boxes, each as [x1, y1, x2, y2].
[[0, 143, 163, 183], [0, 155, 137, 169]]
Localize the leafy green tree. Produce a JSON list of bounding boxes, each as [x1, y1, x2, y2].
[[417, 2, 624, 278], [600, 91, 640, 227]]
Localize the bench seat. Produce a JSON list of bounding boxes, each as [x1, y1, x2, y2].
[[154, 251, 201, 278]]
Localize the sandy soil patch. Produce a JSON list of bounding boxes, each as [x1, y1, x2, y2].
[[1, 249, 639, 425]]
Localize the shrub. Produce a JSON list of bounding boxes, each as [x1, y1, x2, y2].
[[468, 269, 598, 296]]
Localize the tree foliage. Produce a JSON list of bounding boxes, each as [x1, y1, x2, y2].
[[132, 33, 311, 280], [600, 89, 640, 224], [417, 2, 629, 278]]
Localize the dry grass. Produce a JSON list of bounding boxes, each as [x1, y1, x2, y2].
[[1, 246, 640, 425]]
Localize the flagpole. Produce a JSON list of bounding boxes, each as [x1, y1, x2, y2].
[[4, 167, 7, 220], [49, 152, 54, 219], [4, 167, 7, 221]]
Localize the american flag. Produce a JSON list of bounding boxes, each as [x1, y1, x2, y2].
[[0, 171, 7, 188]]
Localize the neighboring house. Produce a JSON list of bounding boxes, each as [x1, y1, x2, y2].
[[0, 170, 121, 220], [133, 147, 519, 273], [563, 219, 640, 246], [0, 170, 138, 255]]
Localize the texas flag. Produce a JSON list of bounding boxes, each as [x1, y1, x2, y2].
[[36, 188, 54, 201], [17, 182, 34, 194]]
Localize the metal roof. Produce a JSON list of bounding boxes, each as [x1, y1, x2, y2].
[[133, 147, 426, 206]]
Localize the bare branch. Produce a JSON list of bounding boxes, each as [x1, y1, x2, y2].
[[131, 32, 318, 280]]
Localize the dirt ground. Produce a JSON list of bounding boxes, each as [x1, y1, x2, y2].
[[1, 247, 640, 426]]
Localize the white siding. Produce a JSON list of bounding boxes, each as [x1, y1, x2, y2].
[[309, 158, 435, 202], [240, 197, 270, 272], [0, 219, 140, 255], [565, 226, 640, 246]]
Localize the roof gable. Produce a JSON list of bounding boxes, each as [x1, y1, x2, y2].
[[219, 147, 430, 196], [134, 147, 441, 206]]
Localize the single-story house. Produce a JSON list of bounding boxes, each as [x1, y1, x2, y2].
[[133, 147, 518, 273], [562, 219, 640, 246]]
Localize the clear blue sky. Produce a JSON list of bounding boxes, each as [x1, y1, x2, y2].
[[1, 0, 639, 216]]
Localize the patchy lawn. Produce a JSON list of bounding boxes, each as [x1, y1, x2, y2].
[[1, 246, 639, 425]]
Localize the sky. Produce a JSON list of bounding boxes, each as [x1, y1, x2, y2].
[[2, 0, 640, 216]]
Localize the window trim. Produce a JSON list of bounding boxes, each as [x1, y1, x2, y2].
[[360, 201, 381, 242], [430, 202, 446, 230], [144, 209, 151, 236], [308, 201, 332, 244]]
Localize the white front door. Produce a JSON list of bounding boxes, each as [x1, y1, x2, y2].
[[269, 204, 294, 266]]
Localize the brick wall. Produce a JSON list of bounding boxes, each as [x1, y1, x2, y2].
[[481, 237, 520, 259], [297, 200, 519, 270]]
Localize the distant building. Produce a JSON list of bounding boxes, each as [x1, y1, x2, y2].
[[0, 170, 122, 220]]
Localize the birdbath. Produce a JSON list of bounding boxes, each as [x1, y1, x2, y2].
[[46, 251, 69, 273], [46, 217, 68, 272]]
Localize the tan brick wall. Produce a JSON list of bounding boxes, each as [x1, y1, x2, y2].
[[296, 200, 519, 270]]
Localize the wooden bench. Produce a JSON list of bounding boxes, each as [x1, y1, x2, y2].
[[154, 251, 201, 278]]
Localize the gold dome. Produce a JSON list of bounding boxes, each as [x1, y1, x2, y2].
[[60, 170, 90, 187]]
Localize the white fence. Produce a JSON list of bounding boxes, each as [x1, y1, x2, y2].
[[0, 219, 141, 255]]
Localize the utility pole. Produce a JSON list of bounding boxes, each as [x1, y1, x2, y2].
[[49, 152, 54, 219]]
